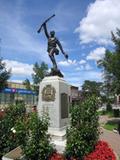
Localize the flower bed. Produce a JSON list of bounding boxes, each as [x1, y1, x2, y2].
[[49, 152, 65, 160], [49, 141, 116, 160], [84, 141, 116, 160]]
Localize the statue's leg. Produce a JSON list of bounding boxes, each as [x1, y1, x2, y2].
[[49, 49, 58, 70]]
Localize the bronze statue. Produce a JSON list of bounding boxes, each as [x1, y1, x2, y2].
[[37, 14, 68, 77]]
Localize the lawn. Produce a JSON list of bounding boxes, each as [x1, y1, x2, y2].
[[98, 110, 114, 117], [104, 122, 118, 131]]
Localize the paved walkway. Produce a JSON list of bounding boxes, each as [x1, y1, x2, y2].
[[100, 128, 120, 157], [99, 116, 120, 158], [99, 115, 109, 124]]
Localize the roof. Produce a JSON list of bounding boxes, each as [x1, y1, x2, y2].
[[71, 85, 79, 90]]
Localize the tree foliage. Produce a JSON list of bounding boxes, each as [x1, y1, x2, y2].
[[0, 58, 11, 91], [22, 113, 54, 160], [22, 62, 48, 94], [32, 62, 48, 94], [23, 78, 31, 90], [65, 96, 99, 159], [32, 62, 48, 85], [82, 80, 103, 97], [98, 29, 120, 95]]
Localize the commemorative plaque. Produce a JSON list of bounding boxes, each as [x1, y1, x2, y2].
[[42, 84, 56, 102], [61, 93, 68, 119]]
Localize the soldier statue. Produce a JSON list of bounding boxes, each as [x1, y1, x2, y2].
[[37, 14, 68, 77]]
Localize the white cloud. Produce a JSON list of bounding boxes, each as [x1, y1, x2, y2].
[[58, 59, 77, 67], [65, 70, 102, 89], [75, 63, 92, 71], [9, 79, 25, 84], [0, 3, 49, 62], [75, 66, 84, 71], [84, 64, 92, 70], [58, 61, 70, 67], [68, 59, 77, 65], [86, 71, 102, 80], [87, 47, 106, 61], [75, 0, 120, 45], [3, 59, 33, 76], [79, 59, 86, 64]]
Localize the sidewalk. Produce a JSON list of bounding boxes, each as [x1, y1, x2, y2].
[[100, 128, 120, 157]]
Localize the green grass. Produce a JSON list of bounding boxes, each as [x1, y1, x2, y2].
[[97, 110, 106, 115], [106, 111, 114, 117], [104, 123, 118, 131], [97, 110, 114, 117]]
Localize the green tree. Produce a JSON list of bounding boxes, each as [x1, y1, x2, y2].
[[65, 96, 99, 159], [22, 112, 54, 160], [32, 62, 48, 94], [98, 28, 120, 95], [23, 78, 31, 90], [32, 62, 48, 85], [0, 58, 11, 91], [82, 80, 103, 97]]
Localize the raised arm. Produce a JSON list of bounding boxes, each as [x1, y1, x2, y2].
[[56, 39, 68, 59], [43, 23, 49, 39]]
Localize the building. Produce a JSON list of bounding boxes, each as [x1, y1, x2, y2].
[[0, 82, 37, 108], [70, 85, 81, 104], [112, 94, 120, 110], [0, 82, 82, 108]]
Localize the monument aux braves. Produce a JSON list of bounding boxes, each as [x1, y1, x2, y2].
[[37, 14, 70, 151]]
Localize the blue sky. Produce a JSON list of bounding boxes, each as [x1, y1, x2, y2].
[[0, 0, 120, 88]]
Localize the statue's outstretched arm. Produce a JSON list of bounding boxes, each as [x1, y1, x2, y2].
[[57, 39, 68, 59], [43, 23, 49, 39]]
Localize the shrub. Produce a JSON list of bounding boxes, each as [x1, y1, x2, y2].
[[106, 102, 112, 111], [22, 112, 54, 160], [0, 104, 26, 159], [113, 109, 120, 117], [65, 96, 99, 159]]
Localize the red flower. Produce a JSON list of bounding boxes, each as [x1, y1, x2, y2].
[[49, 141, 116, 160], [84, 140, 116, 160], [49, 152, 65, 160]]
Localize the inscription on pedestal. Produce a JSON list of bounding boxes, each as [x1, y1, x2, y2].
[[61, 93, 68, 119], [42, 85, 56, 102], [42, 105, 49, 115]]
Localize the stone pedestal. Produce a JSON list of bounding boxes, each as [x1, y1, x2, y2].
[[37, 76, 70, 152]]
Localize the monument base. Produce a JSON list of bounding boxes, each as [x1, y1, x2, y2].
[[49, 129, 66, 153], [48, 128, 66, 141], [37, 76, 70, 152], [52, 139, 66, 153]]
